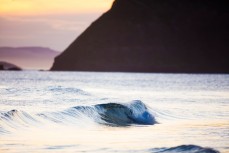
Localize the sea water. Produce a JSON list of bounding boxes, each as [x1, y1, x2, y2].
[[0, 71, 228, 153]]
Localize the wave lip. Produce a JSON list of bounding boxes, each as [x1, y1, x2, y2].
[[151, 145, 220, 153]]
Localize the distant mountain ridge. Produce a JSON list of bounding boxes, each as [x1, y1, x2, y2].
[[51, 0, 229, 73], [0, 47, 59, 70]]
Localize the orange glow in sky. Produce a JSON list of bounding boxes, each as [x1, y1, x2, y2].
[[0, 0, 113, 16], [0, 0, 114, 51]]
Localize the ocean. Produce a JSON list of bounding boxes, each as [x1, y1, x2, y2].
[[0, 71, 228, 153]]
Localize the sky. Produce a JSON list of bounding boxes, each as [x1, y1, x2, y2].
[[0, 0, 114, 51]]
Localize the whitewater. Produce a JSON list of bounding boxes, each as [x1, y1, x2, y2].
[[0, 71, 228, 153]]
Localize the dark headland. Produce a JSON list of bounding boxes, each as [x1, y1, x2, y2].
[[0, 61, 22, 71], [51, 0, 229, 73]]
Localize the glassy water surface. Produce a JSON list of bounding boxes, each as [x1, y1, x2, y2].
[[0, 71, 228, 153]]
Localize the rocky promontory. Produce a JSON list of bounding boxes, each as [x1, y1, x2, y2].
[[51, 0, 229, 73], [0, 61, 22, 71]]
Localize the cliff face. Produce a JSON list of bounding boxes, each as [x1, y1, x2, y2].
[[51, 0, 229, 73]]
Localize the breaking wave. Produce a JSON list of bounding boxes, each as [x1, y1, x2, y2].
[[0, 100, 156, 133], [42, 100, 157, 126]]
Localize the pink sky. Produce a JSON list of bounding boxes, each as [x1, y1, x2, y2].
[[0, 0, 114, 51]]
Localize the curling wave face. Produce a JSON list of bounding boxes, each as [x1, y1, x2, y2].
[[94, 100, 156, 126]]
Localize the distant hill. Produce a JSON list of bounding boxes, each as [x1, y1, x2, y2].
[[51, 0, 229, 73], [0, 47, 59, 70]]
